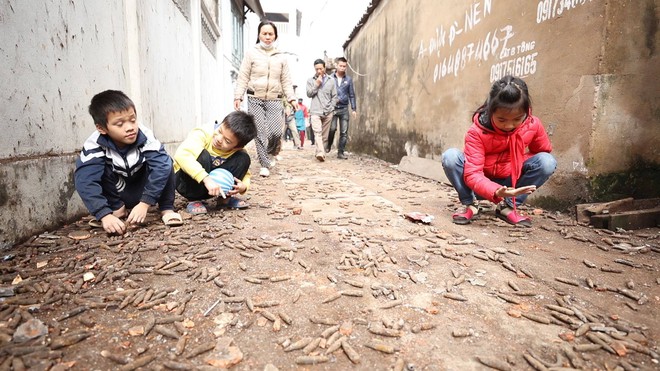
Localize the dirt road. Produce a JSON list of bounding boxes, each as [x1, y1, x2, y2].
[[0, 145, 658, 370]]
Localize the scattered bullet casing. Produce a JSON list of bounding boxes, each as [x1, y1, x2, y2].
[[285, 337, 313, 352], [341, 340, 361, 363], [261, 310, 277, 322], [341, 289, 364, 297], [322, 292, 342, 304], [364, 341, 397, 354], [367, 325, 402, 337], [443, 292, 467, 302], [411, 323, 436, 333], [50, 331, 92, 349], [278, 311, 293, 325], [302, 337, 322, 354], [294, 355, 329, 365], [476, 356, 512, 371]]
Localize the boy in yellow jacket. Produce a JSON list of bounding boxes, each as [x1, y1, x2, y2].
[[174, 111, 257, 213]]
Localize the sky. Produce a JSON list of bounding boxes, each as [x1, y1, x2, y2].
[[299, 0, 371, 58]]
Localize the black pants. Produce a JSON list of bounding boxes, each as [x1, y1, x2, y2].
[[101, 165, 176, 212], [176, 149, 250, 201], [306, 125, 315, 145]]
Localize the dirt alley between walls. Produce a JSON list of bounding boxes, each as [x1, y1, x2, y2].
[[0, 144, 658, 371]]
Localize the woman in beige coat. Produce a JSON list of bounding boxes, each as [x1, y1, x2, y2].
[[234, 20, 298, 177]]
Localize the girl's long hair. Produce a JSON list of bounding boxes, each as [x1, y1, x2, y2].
[[475, 75, 531, 119]]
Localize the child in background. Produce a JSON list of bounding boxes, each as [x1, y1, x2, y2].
[[75, 90, 183, 235], [174, 111, 257, 214], [294, 102, 306, 147], [284, 101, 301, 149], [441, 75, 556, 227]]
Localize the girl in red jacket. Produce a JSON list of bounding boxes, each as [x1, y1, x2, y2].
[[441, 75, 556, 226]]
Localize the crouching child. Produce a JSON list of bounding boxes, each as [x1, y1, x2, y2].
[[174, 111, 257, 214], [75, 90, 183, 235]]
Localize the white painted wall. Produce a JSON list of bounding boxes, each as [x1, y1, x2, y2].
[[135, 0, 199, 143], [0, 0, 252, 247], [1, 1, 128, 158]]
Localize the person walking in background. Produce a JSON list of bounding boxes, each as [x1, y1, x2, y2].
[[441, 75, 556, 227], [297, 98, 313, 146], [328, 57, 357, 159], [284, 100, 301, 149], [306, 59, 337, 162], [233, 20, 297, 177], [294, 102, 306, 147]]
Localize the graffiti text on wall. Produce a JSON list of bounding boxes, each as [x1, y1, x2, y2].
[[415, 0, 539, 83], [537, 0, 592, 24], [489, 39, 538, 82], [416, 0, 595, 82], [417, 0, 494, 59], [431, 25, 517, 81]]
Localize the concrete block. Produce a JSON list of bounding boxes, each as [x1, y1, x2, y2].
[[590, 207, 660, 230], [0, 156, 86, 248], [398, 156, 448, 184]]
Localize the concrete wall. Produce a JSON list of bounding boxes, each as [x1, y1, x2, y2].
[[345, 0, 659, 205], [0, 0, 242, 248]]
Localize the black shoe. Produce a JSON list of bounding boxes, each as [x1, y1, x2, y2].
[[337, 153, 348, 160]]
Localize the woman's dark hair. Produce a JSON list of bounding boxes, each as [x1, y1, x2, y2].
[[255, 20, 278, 43], [475, 75, 531, 119], [89, 90, 136, 128]]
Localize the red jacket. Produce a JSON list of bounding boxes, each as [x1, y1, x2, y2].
[[463, 112, 552, 203], [299, 103, 309, 118]]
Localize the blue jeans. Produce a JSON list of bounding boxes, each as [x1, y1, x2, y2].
[[441, 148, 556, 207], [328, 106, 350, 153]]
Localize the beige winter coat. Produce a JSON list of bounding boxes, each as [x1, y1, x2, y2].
[[234, 45, 296, 101]]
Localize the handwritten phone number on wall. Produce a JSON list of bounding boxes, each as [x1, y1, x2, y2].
[[537, 0, 592, 23], [490, 52, 539, 82]]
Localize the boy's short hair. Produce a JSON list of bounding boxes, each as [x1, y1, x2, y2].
[[221, 111, 257, 148], [313, 59, 325, 67], [89, 90, 135, 128]]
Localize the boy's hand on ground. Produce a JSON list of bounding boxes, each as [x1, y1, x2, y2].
[[101, 214, 126, 235], [126, 202, 150, 225], [203, 177, 225, 198]]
